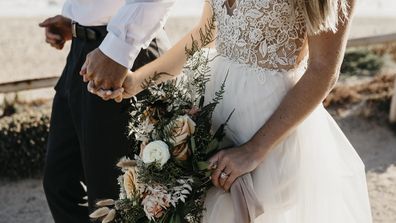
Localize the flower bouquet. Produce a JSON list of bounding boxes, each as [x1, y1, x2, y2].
[[90, 18, 232, 223]]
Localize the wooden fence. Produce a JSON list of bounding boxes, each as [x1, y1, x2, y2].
[[1, 33, 396, 122], [0, 77, 58, 94]]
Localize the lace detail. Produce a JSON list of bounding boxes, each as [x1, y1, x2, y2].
[[213, 0, 307, 72]]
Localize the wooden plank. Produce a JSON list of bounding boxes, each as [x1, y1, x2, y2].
[[347, 33, 396, 47], [390, 80, 396, 123], [0, 77, 58, 94]]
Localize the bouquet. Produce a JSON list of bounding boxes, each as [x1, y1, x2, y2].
[[90, 17, 233, 223]]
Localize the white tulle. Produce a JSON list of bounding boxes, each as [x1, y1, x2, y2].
[[202, 50, 373, 223]]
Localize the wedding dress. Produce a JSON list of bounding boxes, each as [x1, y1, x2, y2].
[[202, 0, 373, 222]]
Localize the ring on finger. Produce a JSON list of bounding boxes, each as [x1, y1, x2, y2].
[[220, 172, 230, 179]]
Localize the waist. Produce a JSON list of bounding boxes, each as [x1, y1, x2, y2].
[[215, 53, 308, 77]]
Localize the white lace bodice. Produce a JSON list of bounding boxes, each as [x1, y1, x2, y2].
[[213, 0, 307, 72]]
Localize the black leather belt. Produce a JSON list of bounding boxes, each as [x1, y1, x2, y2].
[[71, 21, 108, 41]]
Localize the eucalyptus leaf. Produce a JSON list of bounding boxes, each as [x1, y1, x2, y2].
[[169, 212, 182, 223], [206, 138, 220, 154], [190, 136, 197, 154], [197, 161, 210, 170]]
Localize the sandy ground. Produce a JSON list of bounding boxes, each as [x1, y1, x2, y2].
[[0, 16, 396, 223], [336, 116, 396, 223]]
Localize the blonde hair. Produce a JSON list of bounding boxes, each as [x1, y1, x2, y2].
[[294, 0, 349, 35]]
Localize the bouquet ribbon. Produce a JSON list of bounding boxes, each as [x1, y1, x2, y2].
[[230, 173, 264, 223]]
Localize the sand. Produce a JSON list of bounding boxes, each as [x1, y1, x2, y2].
[[0, 16, 396, 223]]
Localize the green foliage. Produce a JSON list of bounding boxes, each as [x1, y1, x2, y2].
[[115, 199, 146, 223], [136, 159, 188, 188], [102, 14, 225, 223], [341, 49, 384, 76], [185, 16, 216, 58], [0, 109, 50, 179]]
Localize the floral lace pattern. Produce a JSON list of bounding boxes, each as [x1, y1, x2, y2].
[[213, 0, 307, 71]]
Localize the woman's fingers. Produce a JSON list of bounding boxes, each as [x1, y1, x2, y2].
[[88, 80, 125, 102], [219, 167, 232, 188], [107, 88, 125, 100], [114, 95, 123, 103], [208, 152, 221, 169], [209, 149, 247, 191], [223, 173, 238, 192], [96, 89, 112, 101], [96, 88, 124, 101], [211, 161, 226, 188]]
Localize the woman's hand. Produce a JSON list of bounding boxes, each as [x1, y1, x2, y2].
[[87, 71, 144, 102], [208, 143, 263, 192]]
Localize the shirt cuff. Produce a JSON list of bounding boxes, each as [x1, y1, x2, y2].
[[99, 32, 141, 69]]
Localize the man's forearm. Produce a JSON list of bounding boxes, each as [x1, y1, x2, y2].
[[99, 0, 176, 69]]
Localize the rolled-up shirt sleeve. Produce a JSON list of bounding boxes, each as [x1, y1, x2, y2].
[[99, 0, 176, 69]]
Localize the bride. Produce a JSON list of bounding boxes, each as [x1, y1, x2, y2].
[[88, 0, 373, 222]]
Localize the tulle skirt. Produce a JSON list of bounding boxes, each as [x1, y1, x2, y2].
[[202, 50, 372, 223]]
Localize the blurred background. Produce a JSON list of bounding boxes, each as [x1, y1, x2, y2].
[[0, 0, 395, 222]]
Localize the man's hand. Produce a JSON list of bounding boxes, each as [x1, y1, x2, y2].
[[39, 15, 72, 50], [88, 71, 145, 103], [80, 48, 129, 91]]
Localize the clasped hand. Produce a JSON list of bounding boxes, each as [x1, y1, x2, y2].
[[81, 58, 143, 102], [80, 48, 133, 102], [80, 49, 145, 102]]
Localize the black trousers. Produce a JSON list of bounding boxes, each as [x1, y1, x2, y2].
[[43, 28, 167, 223]]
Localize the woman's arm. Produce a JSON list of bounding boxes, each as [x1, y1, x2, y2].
[[247, 1, 356, 162], [95, 1, 216, 100], [210, 0, 356, 191]]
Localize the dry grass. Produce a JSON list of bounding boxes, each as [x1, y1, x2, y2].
[[325, 74, 395, 107], [325, 73, 395, 128], [372, 43, 396, 61]]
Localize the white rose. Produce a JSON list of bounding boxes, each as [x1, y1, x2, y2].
[[141, 140, 170, 167]]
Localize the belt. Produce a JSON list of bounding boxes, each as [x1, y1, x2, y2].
[[71, 21, 108, 41]]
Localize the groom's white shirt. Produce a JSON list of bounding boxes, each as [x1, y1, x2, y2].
[[62, 0, 176, 69]]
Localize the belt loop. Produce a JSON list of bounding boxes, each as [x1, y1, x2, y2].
[[71, 21, 77, 38]]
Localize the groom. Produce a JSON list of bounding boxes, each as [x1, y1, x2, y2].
[[40, 0, 175, 222]]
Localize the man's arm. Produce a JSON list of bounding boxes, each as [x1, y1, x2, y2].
[[81, 0, 176, 92]]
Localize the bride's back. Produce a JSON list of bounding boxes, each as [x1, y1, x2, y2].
[[213, 0, 307, 72]]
